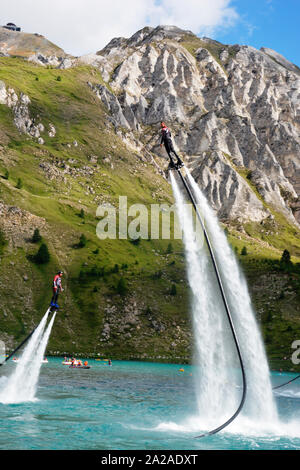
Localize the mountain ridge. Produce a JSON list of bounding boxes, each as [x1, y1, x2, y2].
[[83, 25, 300, 227]]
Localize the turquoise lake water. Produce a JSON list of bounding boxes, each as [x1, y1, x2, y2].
[[0, 358, 299, 450]]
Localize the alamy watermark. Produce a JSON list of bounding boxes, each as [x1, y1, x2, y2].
[[96, 196, 204, 244], [291, 340, 300, 365]]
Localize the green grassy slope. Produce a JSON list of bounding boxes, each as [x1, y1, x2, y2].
[[0, 56, 299, 370], [0, 57, 191, 362]]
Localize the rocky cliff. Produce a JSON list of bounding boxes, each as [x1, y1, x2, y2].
[[3, 25, 299, 226], [83, 25, 300, 226]]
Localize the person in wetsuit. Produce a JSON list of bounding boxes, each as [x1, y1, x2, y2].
[[50, 271, 63, 309], [160, 121, 183, 168]]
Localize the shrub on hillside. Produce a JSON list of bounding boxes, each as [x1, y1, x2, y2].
[[32, 228, 42, 243], [78, 234, 87, 248], [116, 277, 127, 296], [112, 264, 119, 273], [166, 242, 173, 254], [170, 284, 177, 296], [279, 249, 293, 273], [34, 243, 50, 264], [280, 249, 291, 265]]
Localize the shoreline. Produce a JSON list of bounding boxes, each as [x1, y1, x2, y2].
[[5, 352, 298, 374]]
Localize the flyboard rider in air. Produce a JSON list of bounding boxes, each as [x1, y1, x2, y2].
[[50, 271, 64, 311], [160, 121, 184, 169]]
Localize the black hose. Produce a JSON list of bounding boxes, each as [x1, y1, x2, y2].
[[272, 374, 300, 390], [0, 308, 53, 366], [174, 168, 247, 438], [0, 327, 37, 366]]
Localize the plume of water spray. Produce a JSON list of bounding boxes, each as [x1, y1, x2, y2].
[[16, 312, 56, 402], [170, 170, 278, 432], [184, 169, 278, 425], [171, 173, 239, 428], [0, 309, 55, 404]]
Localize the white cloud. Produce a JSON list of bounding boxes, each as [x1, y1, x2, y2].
[[1, 0, 239, 55], [147, 0, 238, 36]]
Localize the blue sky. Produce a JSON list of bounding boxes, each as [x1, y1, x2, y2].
[[215, 0, 300, 66], [1, 0, 299, 64]]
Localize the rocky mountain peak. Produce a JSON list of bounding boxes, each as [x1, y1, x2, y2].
[[260, 47, 300, 75], [135, 24, 195, 44], [97, 25, 194, 56], [89, 26, 300, 226]]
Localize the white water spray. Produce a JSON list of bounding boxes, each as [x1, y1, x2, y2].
[[0, 310, 55, 404], [170, 170, 278, 433]]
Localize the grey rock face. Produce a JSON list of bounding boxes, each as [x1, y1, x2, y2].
[[90, 26, 299, 225], [191, 150, 269, 222], [0, 82, 47, 142], [88, 82, 131, 129], [48, 123, 56, 137], [260, 47, 300, 75], [0, 80, 7, 104], [28, 54, 75, 69], [0, 201, 46, 247]]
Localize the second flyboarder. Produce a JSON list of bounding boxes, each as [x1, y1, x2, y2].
[[50, 271, 64, 311]]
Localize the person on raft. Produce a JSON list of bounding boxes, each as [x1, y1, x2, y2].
[[50, 270, 64, 310], [160, 121, 183, 168]]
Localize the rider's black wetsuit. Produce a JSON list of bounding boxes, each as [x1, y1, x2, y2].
[[160, 126, 182, 166]]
